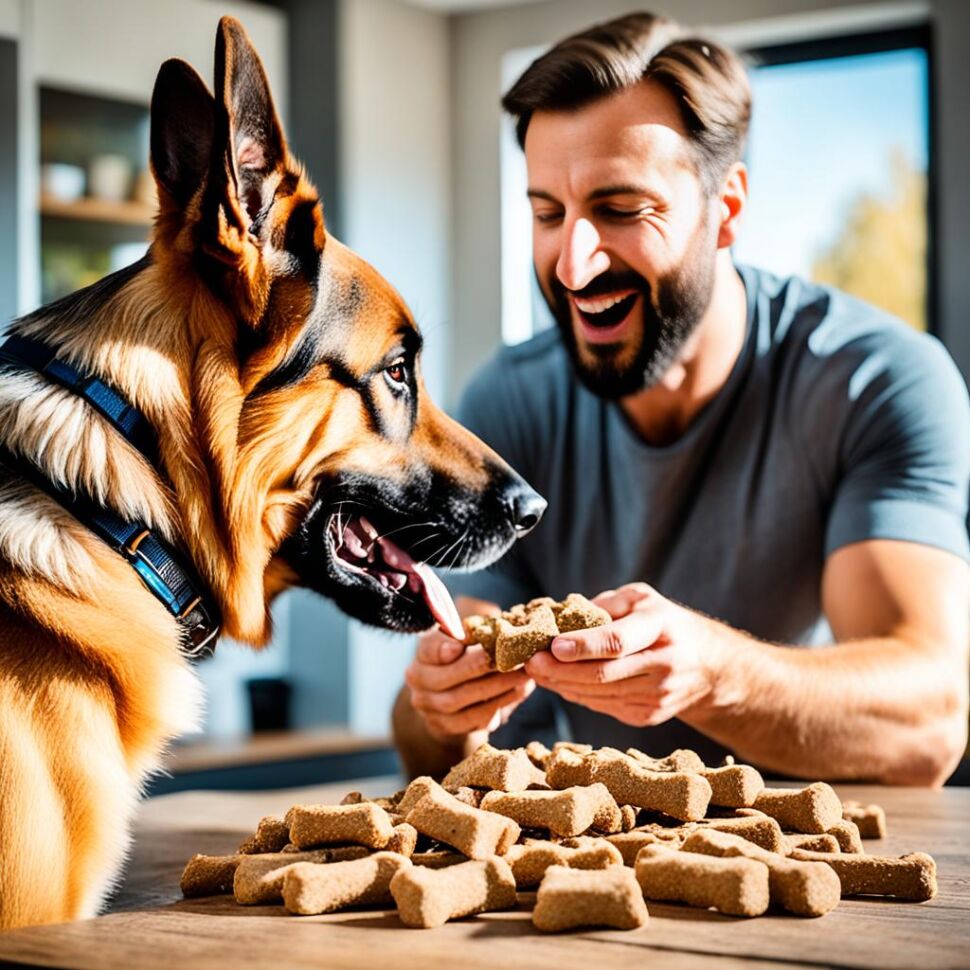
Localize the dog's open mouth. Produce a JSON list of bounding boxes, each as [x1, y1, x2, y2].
[[326, 512, 464, 639]]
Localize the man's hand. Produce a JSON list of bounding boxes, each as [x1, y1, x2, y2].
[[525, 582, 718, 726], [405, 626, 536, 742]]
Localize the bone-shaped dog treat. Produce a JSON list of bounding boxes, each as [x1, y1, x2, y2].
[[547, 749, 711, 821], [233, 847, 371, 904], [288, 802, 395, 850], [281, 852, 411, 915], [526, 740, 552, 768], [443, 743, 544, 791], [412, 850, 467, 869], [825, 819, 863, 854], [634, 843, 770, 917], [504, 836, 622, 888], [699, 766, 765, 808], [681, 829, 841, 917], [180, 854, 244, 897], [396, 776, 440, 815], [480, 783, 618, 838], [699, 815, 787, 854], [237, 816, 290, 854], [606, 831, 685, 866], [390, 857, 517, 928], [625, 747, 706, 773], [619, 804, 639, 831], [753, 783, 843, 834], [464, 614, 500, 662], [495, 604, 559, 671], [533, 864, 649, 931], [386, 823, 418, 857], [786, 833, 841, 854], [447, 786, 486, 808], [406, 784, 520, 859], [842, 800, 888, 839], [789, 849, 937, 901]]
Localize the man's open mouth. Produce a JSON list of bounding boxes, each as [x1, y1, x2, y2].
[[327, 512, 464, 639], [573, 290, 639, 328]]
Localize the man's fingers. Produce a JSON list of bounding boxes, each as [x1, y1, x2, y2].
[[416, 631, 466, 666], [424, 681, 533, 738], [410, 671, 530, 716], [407, 644, 494, 692], [589, 582, 655, 619], [549, 607, 665, 662], [527, 646, 673, 686]]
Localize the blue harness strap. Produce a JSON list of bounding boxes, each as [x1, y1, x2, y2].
[[0, 333, 158, 462], [0, 334, 220, 654]]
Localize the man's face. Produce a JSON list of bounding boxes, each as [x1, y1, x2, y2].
[[525, 81, 720, 398]]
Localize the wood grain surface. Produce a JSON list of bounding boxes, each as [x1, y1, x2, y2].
[[0, 780, 967, 969]]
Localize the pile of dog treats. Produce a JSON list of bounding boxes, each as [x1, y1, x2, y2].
[[180, 741, 937, 931]]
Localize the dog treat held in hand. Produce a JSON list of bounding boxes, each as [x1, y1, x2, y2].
[[842, 800, 888, 839], [789, 849, 937, 901], [180, 854, 244, 897], [495, 604, 559, 671], [553, 593, 611, 634], [406, 784, 520, 859], [282, 852, 411, 915], [681, 829, 841, 917], [504, 836, 622, 888], [443, 743, 544, 792], [547, 748, 711, 822], [237, 816, 290, 855], [532, 864, 648, 931], [464, 614, 499, 661], [786, 833, 842, 854], [826, 819, 864, 854], [390, 857, 517, 928], [635, 843, 770, 917], [288, 802, 395, 850], [233, 847, 370, 904], [753, 783, 843, 834]]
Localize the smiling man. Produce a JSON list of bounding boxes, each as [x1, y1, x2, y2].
[[392, 12, 970, 784]]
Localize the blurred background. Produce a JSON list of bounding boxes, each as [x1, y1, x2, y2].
[[0, 0, 967, 790]]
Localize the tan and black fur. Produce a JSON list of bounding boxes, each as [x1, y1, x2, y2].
[[0, 19, 542, 928]]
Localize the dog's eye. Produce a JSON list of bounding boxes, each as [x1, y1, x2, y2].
[[384, 359, 408, 389]]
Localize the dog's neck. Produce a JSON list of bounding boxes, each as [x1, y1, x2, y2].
[[0, 255, 288, 645]]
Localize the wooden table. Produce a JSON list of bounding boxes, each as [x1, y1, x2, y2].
[[0, 781, 967, 969]]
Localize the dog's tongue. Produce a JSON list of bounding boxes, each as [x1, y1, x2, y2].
[[376, 532, 465, 640]]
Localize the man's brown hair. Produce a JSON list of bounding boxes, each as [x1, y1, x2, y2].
[[501, 12, 751, 195]]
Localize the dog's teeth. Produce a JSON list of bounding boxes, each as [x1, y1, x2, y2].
[[359, 516, 379, 540], [386, 572, 407, 590], [343, 525, 368, 559]]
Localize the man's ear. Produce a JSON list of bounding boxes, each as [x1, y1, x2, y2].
[[150, 59, 215, 211], [213, 15, 288, 228], [716, 161, 748, 249]]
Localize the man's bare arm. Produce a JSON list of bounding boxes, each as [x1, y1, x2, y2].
[[683, 540, 969, 784]]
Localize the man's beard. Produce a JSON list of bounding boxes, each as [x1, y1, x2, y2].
[[543, 224, 717, 400]]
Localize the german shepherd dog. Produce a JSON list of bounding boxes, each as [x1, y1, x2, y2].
[[0, 18, 544, 928]]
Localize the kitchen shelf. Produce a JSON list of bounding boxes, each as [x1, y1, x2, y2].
[[40, 193, 155, 227]]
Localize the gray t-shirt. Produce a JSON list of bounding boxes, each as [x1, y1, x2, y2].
[[448, 264, 970, 764]]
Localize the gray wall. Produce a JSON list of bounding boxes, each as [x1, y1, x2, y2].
[[448, 0, 970, 400], [0, 37, 16, 326]]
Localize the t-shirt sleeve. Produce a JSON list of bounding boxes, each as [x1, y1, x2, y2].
[[821, 330, 970, 562], [444, 354, 544, 609]]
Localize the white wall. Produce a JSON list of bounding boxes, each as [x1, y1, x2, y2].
[[337, 0, 452, 735], [0, 0, 18, 39]]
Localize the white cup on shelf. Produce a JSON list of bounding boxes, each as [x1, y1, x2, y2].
[[88, 154, 132, 202], [41, 162, 85, 202]]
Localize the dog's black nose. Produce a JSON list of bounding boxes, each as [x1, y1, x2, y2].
[[505, 486, 547, 537]]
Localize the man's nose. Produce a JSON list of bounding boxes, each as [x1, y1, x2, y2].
[[502, 482, 547, 537], [556, 216, 610, 293]]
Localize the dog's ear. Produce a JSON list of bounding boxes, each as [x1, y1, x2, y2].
[[150, 59, 215, 211], [213, 16, 288, 229]]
